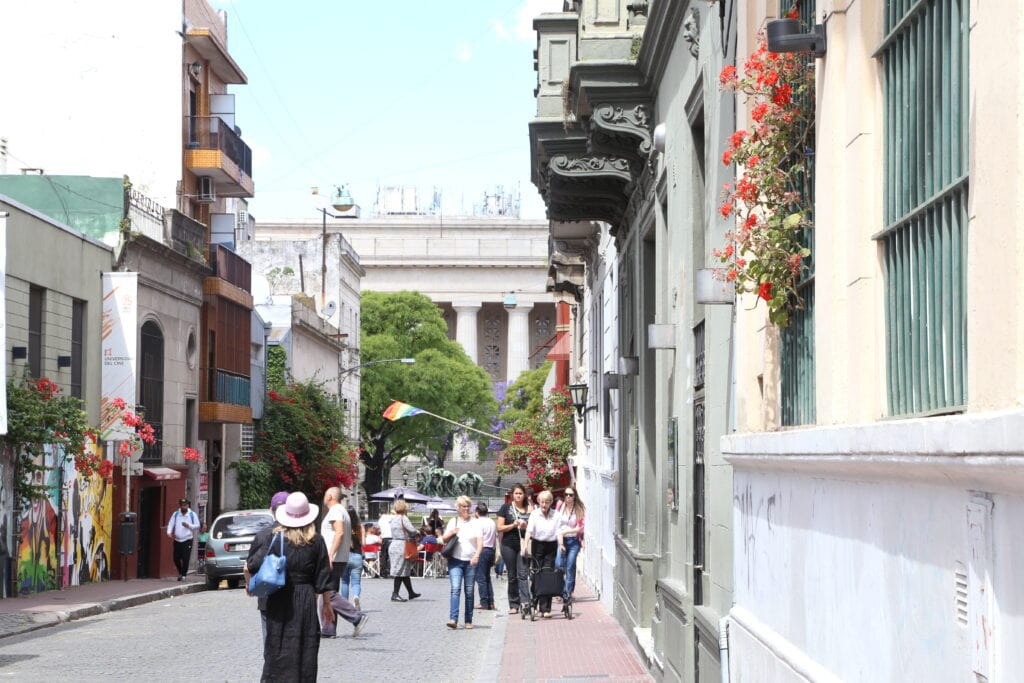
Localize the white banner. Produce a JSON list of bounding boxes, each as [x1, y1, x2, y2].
[[0, 212, 7, 435], [101, 272, 137, 440]]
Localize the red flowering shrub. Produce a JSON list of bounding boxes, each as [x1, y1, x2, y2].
[[496, 386, 574, 491], [240, 381, 358, 509], [715, 25, 815, 327]]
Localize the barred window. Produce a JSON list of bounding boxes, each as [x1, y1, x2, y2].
[[876, 0, 969, 416], [779, 0, 816, 426]]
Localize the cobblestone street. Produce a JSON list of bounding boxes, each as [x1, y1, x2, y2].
[[0, 571, 649, 682]]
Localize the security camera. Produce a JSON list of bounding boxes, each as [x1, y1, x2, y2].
[[766, 19, 827, 57]]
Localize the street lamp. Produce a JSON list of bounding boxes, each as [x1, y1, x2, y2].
[[568, 383, 597, 423], [339, 357, 416, 380], [318, 185, 356, 304]]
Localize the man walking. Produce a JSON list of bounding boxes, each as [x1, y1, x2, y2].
[[166, 498, 199, 580], [320, 487, 369, 637], [378, 505, 394, 578]]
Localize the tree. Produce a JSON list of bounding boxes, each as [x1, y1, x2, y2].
[[239, 380, 358, 509], [359, 291, 497, 496]]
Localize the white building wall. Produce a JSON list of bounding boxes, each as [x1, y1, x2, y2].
[[0, 2, 183, 208]]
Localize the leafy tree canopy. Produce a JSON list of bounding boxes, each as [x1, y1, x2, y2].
[[359, 291, 497, 495]]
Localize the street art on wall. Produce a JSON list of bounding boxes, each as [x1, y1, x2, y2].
[[16, 443, 112, 594]]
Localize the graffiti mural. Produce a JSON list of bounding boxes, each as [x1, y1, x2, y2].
[[15, 443, 112, 594]]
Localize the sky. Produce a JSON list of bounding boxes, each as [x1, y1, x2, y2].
[[208, 0, 564, 220]]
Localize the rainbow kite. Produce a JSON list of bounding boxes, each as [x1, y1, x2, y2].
[[382, 400, 426, 421]]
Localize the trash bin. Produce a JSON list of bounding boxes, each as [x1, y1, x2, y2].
[[119, 512, 137, 556]]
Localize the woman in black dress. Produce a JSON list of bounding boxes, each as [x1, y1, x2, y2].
[[251, 491, 333, 683]]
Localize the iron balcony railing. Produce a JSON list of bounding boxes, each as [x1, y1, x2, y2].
[[186, 116, 253, 177], [210, 242, 252, 291]]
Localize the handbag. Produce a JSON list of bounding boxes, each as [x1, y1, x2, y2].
[[248, 532, 286, 597], [440, 535, 459, 559], [404, 539, 418, 560]]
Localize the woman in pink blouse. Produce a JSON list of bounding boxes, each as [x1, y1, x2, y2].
[[555, 487, 585, 606]]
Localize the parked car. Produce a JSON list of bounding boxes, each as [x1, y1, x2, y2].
[[204, 509, 275, 590]]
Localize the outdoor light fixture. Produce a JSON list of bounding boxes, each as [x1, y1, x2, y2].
[[11, 346, 26, 360], [766, 18, 826, 57], [503, 292, 518, 311], [57, 355, 72, 368], [331, 185, 355, 213], [568, 383, 597, 423]]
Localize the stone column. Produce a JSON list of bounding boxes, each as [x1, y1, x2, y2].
[[453, 302, 482, 364], [506, 302, 534, 383]]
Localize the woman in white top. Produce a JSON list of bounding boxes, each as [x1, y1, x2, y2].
[[555, 487, 585, 605], [524, 490, 560, 618], [441, 495, 483, 629]]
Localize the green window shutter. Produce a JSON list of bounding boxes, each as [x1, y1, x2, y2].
[[877, 0, 969, 416]]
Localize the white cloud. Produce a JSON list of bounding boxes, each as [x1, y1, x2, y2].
[[515, 0, 564, 41], [491, 18, 510, 41], [455, 41, 473, 62]]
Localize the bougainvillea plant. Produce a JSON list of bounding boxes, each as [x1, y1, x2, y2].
[[251, 381, 359, 498], [3, 378, 94, 505], [496, 385, 574, 491], [715, 13, 815, 327]]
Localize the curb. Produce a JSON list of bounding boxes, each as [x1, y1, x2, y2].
[[0, 582, 207, 641]]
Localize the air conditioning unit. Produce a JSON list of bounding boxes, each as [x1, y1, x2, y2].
[[197, 176, 216, 203]]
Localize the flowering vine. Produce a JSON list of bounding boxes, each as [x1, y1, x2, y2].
[[715, 16, 815, 327], [496, 385, 574, 491]]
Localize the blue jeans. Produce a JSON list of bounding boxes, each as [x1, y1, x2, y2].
[[447, 558, 477, 623], [341, 552, 363, 600], [555, 536, 581, 599], [474, 547, 495, 608]]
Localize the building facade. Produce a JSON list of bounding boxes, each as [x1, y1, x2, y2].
[[0, 0, 256, 568], [724, 1, 1024, 679], [252, 215, 556, 386], [530, 1, 741, 680]]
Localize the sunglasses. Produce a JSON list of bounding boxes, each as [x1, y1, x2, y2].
[[565, 493, 575, 497]]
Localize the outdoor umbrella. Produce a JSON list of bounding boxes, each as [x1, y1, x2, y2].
[[425, 496, 457, 513], [368, 487, 430, 504]]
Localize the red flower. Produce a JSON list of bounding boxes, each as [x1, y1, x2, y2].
[[758, 282, 773, 301], [719, 201, 734, 218], [729, 130, 747, 149], [772, 83, 793, 106], [35, 378, 60, 399], [751, 103, 770, 122], [719, 64, 737, 85], [112, 397, 127, 410], [722, 149, 734, 166]]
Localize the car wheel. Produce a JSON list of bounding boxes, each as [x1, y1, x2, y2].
[[226, 577, 241, 589], [206, 575, 220, 590]]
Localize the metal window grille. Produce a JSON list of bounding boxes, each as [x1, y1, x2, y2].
[[692, 395, 705, 605], [240, 424, 254, 461], [877, 0, 969, 416], [70, 300, 85, 399], [779, 0, 817, 426]]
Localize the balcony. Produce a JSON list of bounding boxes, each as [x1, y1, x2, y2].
[[185, 116, 254, 198], [209, 243, 252, 291], [200, 369, 253, 424], [168, 210, 208, 263], [186, 28, 247, 85]]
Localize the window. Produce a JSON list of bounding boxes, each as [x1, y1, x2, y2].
[[139, 321, 164, 462], [70, 300, 85, 399], [28, 286, 44, 379], [692, 320, 706, 605], [877, 0, 969, 416], [779, 0, 817, 426]]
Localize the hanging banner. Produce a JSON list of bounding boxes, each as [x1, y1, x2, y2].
[[0, 213, 7, 435], [100, 272, 137, 440]]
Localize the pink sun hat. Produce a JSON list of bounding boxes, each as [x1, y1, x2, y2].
[[275, 492, 319, 528]]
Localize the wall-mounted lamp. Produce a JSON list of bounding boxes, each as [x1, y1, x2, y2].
[[188, 61, 203, 78], [647, 323, 676, 349], [766, 18, 826, 57], [57, 355, 72, 368], [653, 123, 667, 154], [568, 383, 598, 423], [696, 269, 735, 305], [619, 356, 639, 376], [503, 292, 518, 311], [11, 346, 27, 360]]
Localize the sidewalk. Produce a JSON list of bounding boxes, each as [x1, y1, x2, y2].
[[0, 575, 206, 640], [487, 580, 653, 682]]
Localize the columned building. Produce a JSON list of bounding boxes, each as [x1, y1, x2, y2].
[[252, 216, 554, 385]]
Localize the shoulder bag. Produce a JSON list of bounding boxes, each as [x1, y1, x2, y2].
[[404, 539, 419, 560], [440, 520, 460, 559], [248, 532, 286, 597]]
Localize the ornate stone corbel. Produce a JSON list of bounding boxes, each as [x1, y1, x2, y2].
[[589, 104, 653, 164], [549, 154, 632, 182], [683, 7, 700, 58]]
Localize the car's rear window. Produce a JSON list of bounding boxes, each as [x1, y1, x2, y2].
[[211, 514, 274, 539]]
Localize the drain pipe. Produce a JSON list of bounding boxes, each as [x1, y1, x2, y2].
[[719, 616, 731, 683]]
